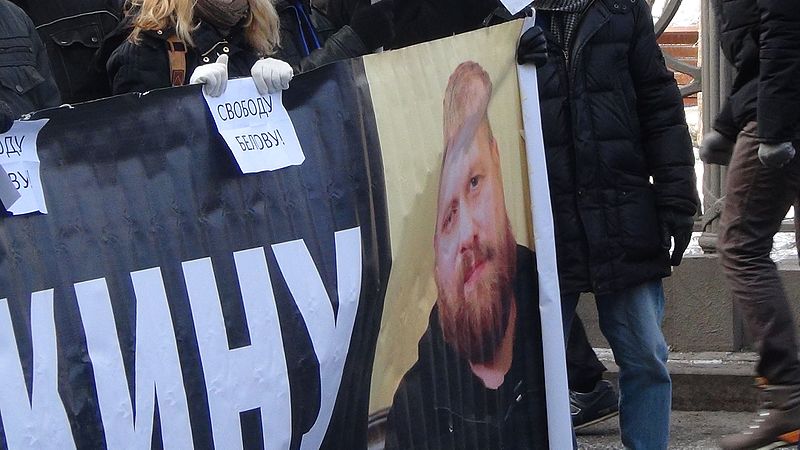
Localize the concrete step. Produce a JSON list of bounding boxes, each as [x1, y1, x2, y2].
[[596, 349, 760, 412]]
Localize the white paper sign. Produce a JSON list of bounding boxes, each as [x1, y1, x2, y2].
[[500, 0, 532, 16], [202, 78, 305, 173], [0, 119, 49, 215]]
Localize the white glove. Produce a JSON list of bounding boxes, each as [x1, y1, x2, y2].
[[251, 58, 293, 95], [189, 54, 229, 97]]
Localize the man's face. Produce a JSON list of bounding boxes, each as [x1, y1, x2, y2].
[[434, 123, 516, 364]]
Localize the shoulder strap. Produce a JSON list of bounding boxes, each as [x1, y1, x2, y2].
[[166, 35, 188, 87]]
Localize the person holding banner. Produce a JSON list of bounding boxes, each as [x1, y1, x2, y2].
[[385, 61, 548, 450], [106, 0, 392, 97], [107, 0, 290, 96], [517, 0, 699, 448]]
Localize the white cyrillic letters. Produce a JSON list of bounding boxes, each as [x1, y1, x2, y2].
[[75, 274, 193, 450], [271, 227, 362, 450], [0, 291, 76, 450], [183, 247, 292, 450]]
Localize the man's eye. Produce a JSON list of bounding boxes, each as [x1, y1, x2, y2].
[[470, 176, 480, 189]]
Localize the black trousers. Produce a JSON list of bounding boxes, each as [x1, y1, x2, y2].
[[718, 122, 800, 385], [566, 314, 607, 393]]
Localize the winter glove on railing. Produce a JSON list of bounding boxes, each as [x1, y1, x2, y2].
[[758, 141, 796, 168], [660, 211, 694, 266], [349, 0, 395, 50], [699, 130, 734, 166], [251, 58, 293, 95], [516, 26, 548, 68], [0, 100, 13, 134], [190, 54, 229, 97]]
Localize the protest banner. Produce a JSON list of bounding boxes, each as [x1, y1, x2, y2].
[[0, 20, 568, 450]]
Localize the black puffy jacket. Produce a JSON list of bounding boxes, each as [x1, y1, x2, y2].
[[107, 20, 260, 95], [714, 0, 800, 143], [536, 0, 698, 295]]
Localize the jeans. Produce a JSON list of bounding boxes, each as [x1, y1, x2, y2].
[[718, 122, 800, 386], [562, 280, 672, 450]]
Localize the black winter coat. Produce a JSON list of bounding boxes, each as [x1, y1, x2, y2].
[[0, 0, 61, 117], [714, 0, 800, 143], [535, 0, 698, 295], [107, 21, 260, 95], [12, 0, 122, 103], [387, 0, 495, 49], [275, 0, 368, 73]]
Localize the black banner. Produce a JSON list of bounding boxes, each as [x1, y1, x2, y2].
[[0, 60, 390, 450]]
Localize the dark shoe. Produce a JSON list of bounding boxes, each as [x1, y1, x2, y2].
[[570, 380, 619, 430], [720, 381, 800, 450]]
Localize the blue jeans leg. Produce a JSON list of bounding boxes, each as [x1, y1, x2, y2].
[[595, 280, 671, 450]]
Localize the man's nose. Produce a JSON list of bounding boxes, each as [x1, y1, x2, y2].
[[458, 209, 478, 255]]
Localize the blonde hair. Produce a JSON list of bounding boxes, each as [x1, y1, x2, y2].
[[128, 0, 280, 56]]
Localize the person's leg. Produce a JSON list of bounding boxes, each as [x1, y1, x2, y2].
[[559, 292, 580, 449], [566, 313, 619, 430], [566, 314, 607, 392], [595, 280, 671, 450], [717, 127, 800, 449], [717, 124, 800, 385]]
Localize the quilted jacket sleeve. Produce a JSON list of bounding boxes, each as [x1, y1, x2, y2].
[[755, 0, 800, 143], [629, 0, 699, 218]]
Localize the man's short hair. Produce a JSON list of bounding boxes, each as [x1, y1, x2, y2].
[[441, 61, 494, 167]]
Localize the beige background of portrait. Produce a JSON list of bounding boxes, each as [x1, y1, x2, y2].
[[362, 20, 532, 413]]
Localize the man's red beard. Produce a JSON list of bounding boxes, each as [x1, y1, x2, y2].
[[436, 224, 517, 364]]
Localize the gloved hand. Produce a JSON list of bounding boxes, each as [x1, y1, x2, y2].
[[0, 100, 13, 134], [517, 26, 548, 68], [660, 211, 694, 266], [699, 130, 735, 166], [251, 58, 293, 95], [189, 54, 229, 97], [349, 0, 395, 50], [758, 141, 796, 168]]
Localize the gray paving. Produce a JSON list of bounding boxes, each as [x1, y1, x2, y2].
[[577, 410, 797, 449]]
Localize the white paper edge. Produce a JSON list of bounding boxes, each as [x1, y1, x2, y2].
[[502, 0, 533, 16], [517, 16, 574, 450]]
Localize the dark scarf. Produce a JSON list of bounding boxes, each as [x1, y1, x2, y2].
[[195, 0, 250, 31], [534, 0, 591, 51]]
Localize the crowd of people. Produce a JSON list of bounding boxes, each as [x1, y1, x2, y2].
[[0, 0, 798, 448]]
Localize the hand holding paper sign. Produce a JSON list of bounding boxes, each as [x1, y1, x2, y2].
[[190, 54, 229, 97], [201, 78, 304, 173], [251, 58, 294, 95]]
